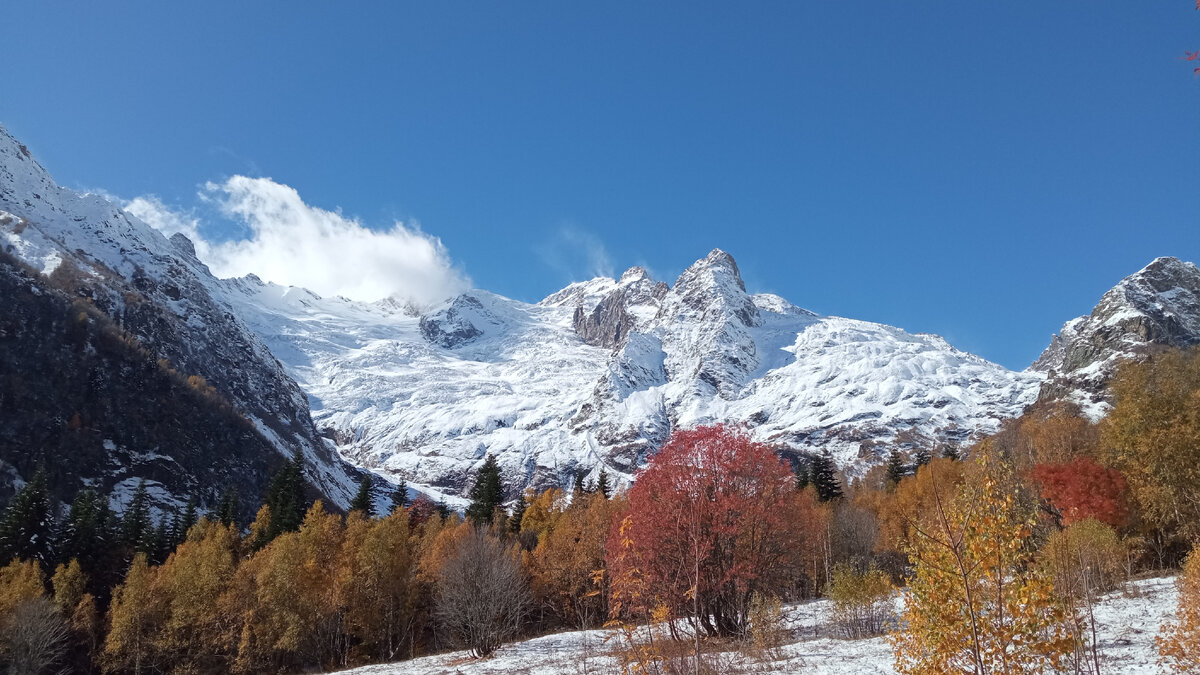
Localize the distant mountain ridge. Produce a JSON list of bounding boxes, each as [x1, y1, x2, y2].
[[5, 123, 1200, 509]]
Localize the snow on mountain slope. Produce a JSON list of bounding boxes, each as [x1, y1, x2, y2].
[[0, 124, 359, 510], [1032, 256, 1200, 418], [226, 247, 1041, 501]]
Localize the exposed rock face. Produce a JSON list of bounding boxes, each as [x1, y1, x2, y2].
[[0, 125, 359, 515], [1031, 257, 1200, 417], [420, 295, 487, 348], [571, 266, 668, 349]]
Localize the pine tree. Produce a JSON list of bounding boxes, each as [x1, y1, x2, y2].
[[572, 469, 586, 497], [914, 446, 933, 467], [811, 451, 843, 502], [508, 494, 527, 534], [121, 480, 152, 556], [151, 516, 171, 564], [435, 500, 451, 519], [59, 489, 107, 575], [795, 462, 810, 491], [466, 455, 505, 526], [390, 477, 410, 513], [885, 452, 908, 491], [350, 475, 374, 517], [215, 489, 239, 529], [942, 445, 960, 461], [264, 451, 306, 541], [179, 497, 198, 542], [0, 467, 55, 569], [595, 469, 611, 499]]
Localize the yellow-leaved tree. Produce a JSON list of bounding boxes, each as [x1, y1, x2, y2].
[[890, 459, 1073, 674], [1158, 548, 1200, 672], [1101, 348, 1200, 541]]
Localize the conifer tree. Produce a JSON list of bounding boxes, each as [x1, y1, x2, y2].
[[466, 455, 504, 526], [350, 475, 374, 517], [121, 480, 152, 552], [795, 462, 810, 490], [390, 477, 410, 513], [179, 497, 198, 537], [436, 500, 451, 519], [215, 489, 239, 529], [914, 446, 933, 467], [572, 469, 586, 497], [59, 489, 108, 578], [264, 451, 306, 541], [942, 445, 960, 461], [810, 451, 843, 502], [508, 494, 527, 535], [595, 469, 611, 500], [885, 452, 907, 491], [0, 467, 55, 569]]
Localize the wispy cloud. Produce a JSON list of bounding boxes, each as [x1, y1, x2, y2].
[[127, 176, 469, 307], [537, 224, 615, 281]]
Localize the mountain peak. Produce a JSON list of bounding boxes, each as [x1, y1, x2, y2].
[[1033, 256, 1200, 417], [619, 266, 651, 284]]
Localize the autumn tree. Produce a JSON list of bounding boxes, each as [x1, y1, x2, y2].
[[608, 424, 814, 638], [1101, 348, 1200, 540], [104, 553, 165, 675], [151, 519, 242, 672], [1041, 518, 1126, 673], [890, 459, 1072, 674], [232, 501, 347, 672], [342, 508, 416, 662], [1158, 547, 1200, 672], [434, 527, 529, 658], [528, 492, 619, 628], [1030, 457, 1129, 528]]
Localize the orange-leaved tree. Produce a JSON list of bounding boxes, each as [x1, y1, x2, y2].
[[890, 458, 1073, 675], [1158, 547, 1200, 672], [606, 424, 812, 638]]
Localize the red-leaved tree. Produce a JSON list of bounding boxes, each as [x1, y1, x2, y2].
[[1031, 457, 1129, 528], [606, 424, 812, 637]]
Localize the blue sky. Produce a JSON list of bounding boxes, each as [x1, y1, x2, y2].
[[2, 2, 1198, 369]]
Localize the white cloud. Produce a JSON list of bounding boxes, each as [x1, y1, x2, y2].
[[537, 224, 615, 281], [128, 176, 469, 307]]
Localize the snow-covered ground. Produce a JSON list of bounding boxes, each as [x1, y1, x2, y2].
[[339, 575, 1179, 675]]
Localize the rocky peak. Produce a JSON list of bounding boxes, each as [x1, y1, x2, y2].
[[1033, 256, 1200, 416], [666, 248, 759, 328], [619, 266, 651, 283], [573, 268, 668, 349]]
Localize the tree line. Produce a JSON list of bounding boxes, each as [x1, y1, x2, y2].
[[3, 348, 1200, 673]]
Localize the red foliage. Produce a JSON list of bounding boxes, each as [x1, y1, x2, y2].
[[606, 424, 815, 637], [1031, 457, 1129, 528]]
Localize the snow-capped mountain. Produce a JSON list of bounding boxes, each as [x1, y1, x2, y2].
[[1032, 256, 1200, 417], [0, 125, 360, 515], [14, 121, 1200, 509], [223, 247, 1042, 501]]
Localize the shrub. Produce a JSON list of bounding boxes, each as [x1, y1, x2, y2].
[[829, 564, 893, 639]]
